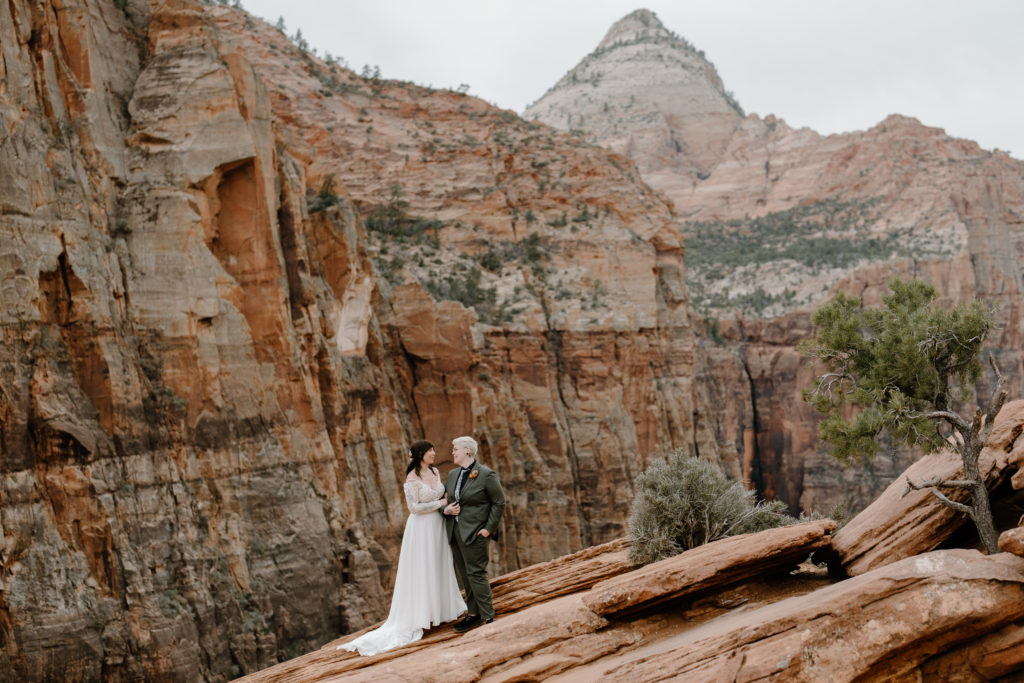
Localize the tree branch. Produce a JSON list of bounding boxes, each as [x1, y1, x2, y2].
[[923, 410, 971, 432], [985, 353, 1006, 425], [902, 476, 975, 491], [811, 371, 855, 400], [902, 477, 974, 516]]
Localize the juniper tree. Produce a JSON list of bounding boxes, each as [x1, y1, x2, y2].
[[801, 279, 1004, 553]]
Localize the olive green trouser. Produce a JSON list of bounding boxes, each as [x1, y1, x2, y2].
[[451, 530, 494, 621]]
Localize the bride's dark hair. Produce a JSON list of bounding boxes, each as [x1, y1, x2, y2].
[[406, 440, 435, 476]]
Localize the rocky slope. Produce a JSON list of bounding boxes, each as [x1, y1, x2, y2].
[[527, 8, 1024, 515], [246, 533, 1024, 682], [0, 1, 741, 680], [244, 404, 1024, 681]]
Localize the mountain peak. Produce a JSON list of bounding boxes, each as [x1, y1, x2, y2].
[[525, 9, 743, 182], [597, 9, 671, 50]]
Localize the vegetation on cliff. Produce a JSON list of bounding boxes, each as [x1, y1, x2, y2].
[[682, 197, 966, 317]]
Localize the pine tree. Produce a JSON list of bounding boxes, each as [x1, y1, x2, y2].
[[801, 279, 1004, 553]]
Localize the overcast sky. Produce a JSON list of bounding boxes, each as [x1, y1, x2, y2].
[[240, 0, 1024, 160]]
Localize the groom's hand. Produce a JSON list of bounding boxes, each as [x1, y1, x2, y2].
[[445, 502, 461, 516], [477, 529, 490, 538]]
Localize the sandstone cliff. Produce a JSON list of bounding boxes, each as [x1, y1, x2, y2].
[[0, 1, 730, 679], [527, 8, 1024, 516]]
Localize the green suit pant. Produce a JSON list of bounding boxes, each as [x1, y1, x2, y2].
[[450, 528, 494, 621]]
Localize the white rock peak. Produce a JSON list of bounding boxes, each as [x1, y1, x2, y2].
[[596, 8, 675, 50], [525, 8, 746, 183]]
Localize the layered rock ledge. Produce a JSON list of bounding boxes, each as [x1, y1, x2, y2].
[[240, 518, 1024, 681]]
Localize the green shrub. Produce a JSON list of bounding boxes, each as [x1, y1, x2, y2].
[[546, 212, 568, 228], [308, 174, 340, 213], [424, 265, 499, 321], [680, 195, 939, 315], [363, 183, 442, 246], [112, 217, 132, 238], [627, 451, 792, 565], [477, 248, 502, 272], [471, 233, 548, 277]]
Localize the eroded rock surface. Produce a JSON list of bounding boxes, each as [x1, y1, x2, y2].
[[584, 520, 834, 616], [585, 550, 1024, 682], [242, 525, 1024, 682], [999, 528, 1024, 558]]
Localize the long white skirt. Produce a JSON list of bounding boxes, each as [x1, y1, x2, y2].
[[340, 511, 466, 656]]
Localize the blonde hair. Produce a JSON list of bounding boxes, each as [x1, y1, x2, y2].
[[452, 436, 478, 456]]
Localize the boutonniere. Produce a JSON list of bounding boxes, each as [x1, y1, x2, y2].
[[468, 470, 479, 480]]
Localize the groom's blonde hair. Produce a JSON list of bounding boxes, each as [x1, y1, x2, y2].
[[452, 436, 478, 456]]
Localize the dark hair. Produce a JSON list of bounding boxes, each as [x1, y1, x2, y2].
[[406, 440, 435, 476]]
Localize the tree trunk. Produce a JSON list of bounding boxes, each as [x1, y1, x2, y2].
[[969, 480, 1000, 554], [964, 440, 1000, 554]]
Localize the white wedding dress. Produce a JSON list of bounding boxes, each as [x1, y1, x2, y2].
[[340, 473, 466, 656]]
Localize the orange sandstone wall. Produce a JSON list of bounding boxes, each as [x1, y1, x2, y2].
[[0, 2, 723, 679]]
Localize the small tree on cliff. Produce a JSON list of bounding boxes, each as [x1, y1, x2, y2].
[[800, 279, 1005, 553]]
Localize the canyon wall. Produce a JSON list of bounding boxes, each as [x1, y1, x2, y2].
[[7, 4, 1022, 679], [0, 1, 727, 679]]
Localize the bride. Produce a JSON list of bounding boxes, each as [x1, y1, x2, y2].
[[340, 440, 467, 656]]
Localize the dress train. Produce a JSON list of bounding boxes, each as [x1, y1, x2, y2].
[[340, 477, 466, 656]]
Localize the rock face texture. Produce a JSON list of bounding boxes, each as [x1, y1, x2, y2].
[[527, 8, 1024, 517], [2, 2, 396, 679], [0, 1, 736, 680], [582, 519, 835, 617], [5, 2, 1024, 679], [999, 527, 1024, 558], [588, 550, 1024, 683], [241, 522, 1024, 682]]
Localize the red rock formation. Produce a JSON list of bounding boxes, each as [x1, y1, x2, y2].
[[1000, 528, 1024, 558], [583, 520, 834, 617], [589, 550, 1024, 682], [488, 537, 633, 613], [5, 2, 1023, 679], [527, 9, 1024, 519], [240, 524, 1024, 682], [0, 1, 721, 679]]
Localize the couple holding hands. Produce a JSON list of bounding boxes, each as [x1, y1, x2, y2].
[[342, 436, 506, 656]]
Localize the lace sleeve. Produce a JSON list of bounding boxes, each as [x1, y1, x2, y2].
[[404, 481, 445, 515]]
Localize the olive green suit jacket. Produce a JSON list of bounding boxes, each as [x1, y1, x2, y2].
[[442, 461, 505, 546]]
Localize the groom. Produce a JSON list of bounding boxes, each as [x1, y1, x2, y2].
[[441, 435, 505, 633]]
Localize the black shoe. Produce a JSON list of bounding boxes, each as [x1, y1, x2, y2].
[[453, 614, 483, 633], [484, 617, 495, 625]]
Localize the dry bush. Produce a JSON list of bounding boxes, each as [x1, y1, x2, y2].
[[627, 451, 792, 565]]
